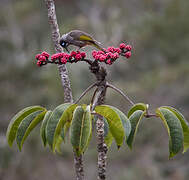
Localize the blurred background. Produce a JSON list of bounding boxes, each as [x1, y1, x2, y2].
[[0, 0, 189, 179]]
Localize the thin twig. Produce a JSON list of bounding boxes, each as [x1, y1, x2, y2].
[[74, 82, 97, 104], [106, 82, 135, 106]]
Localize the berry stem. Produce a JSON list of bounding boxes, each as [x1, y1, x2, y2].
[[74, 82, 97, 104], [106, 82, 135, 106]]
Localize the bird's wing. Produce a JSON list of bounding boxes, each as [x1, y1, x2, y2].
[[79, 35, 94, 41], [69, 30, 94, 41]]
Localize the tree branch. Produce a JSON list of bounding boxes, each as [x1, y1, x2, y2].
[[74, 82, 97, 104], [45, 0, 73, 103], [90, 63, 108, 180], [106, 82, 135, 106], [44, 1, 84, 179]]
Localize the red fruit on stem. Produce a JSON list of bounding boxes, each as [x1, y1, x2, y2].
[[125, 45, 132, 51], [99, 55, 107, 62], [107, 59, 112, 65], [125, 51, 131, 58], [37, 61, 42, 67], [80, 52, 86, 58], [75, 54, 82, 61], [39, 55, 46, 62], [35, 54, 41, 60], [70, 51, 77, 57], [119, 43, 126, 49], [41, 51, 50, 58], [61, 57, 67, 64]]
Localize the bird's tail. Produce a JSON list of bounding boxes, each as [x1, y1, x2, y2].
[[88, 40, 104, 51]]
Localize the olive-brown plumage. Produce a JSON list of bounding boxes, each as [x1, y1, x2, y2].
[[59, 30, 103, 51]]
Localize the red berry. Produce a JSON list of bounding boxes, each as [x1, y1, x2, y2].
[[37, 61, 42, 67], [107, 47, 115, 53], [80, 52, 86, 58], [94, 55, 100, 60], [112, 53, 119, 59], [125, 45, 132, 51], [61, 57, 67, 64], [51, 54, 58, 61], [98, 51, 105, 55], [107, 59, 112, 65], [115, 48, 121, 54], [99, 55, 107, 62], [57, 53, 64, 58], [125, 51, 131, 58], [92, 50, 97, 58], [70, 51, 77, 57], [41, 51, 50, 58], [35, 54, 41, 60], [39, 55, 46, 62], [64, 53, 70, 60], [107, 52, 114, 58], [75, 54, 82, 61], [119, 43, 126, 49]]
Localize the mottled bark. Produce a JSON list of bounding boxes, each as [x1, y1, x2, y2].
[[90, 63, 108, 180], [44, 1, 84, 180], [45, 0, 73, 103]]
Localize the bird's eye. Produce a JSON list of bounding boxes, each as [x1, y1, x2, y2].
[[61, 42, 65, 47]]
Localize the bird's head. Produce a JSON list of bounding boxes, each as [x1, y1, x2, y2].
[[59, 34, 69, 52]]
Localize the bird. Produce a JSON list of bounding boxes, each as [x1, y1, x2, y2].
[[59, 30, 103, 52]]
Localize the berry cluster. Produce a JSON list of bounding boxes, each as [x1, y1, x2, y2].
[[35, 51, 50, 66], [35, 43, 132, 67], [92, 43, 132, 65], [35, 51, 86, 67]]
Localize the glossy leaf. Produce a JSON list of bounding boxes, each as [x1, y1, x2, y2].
[[128, 103, 148, 118], [95, 105, 125, 148], [70, 106, 92, 156], [55, 136, 63, 154], [127, 110, 145, 149], [111, 106, 131, 140], [105, 131, 114, 148], [46, 103, 73, 150], [54, 104, 77, 147], [6, 106, 45, 147], [161, 106, 189, 153], [40, 111, 52, 146], [16, 110, 46, 151], [156, 107, 184, 158]]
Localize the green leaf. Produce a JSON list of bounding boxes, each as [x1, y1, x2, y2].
[[161, 106, 189, 153], [110, 106, 131, 141], [95, 105, 125, 148], [54, 136, 64, 154], [46, 103, 74, 150], [16, 110, 46, 151], [40, 111, 52, 146], [127, 110, 145, 149], [128, 103, 148, 118], [156, 107, 184, 158], [54, 104, 77, 147], [83, 129, 92, 153], [70, 106, 92, 156], [105, 131, 114, 148], [6, 106, 45, 147]]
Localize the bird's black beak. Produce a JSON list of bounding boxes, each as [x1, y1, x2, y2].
[[65, 46, 69, 53]]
